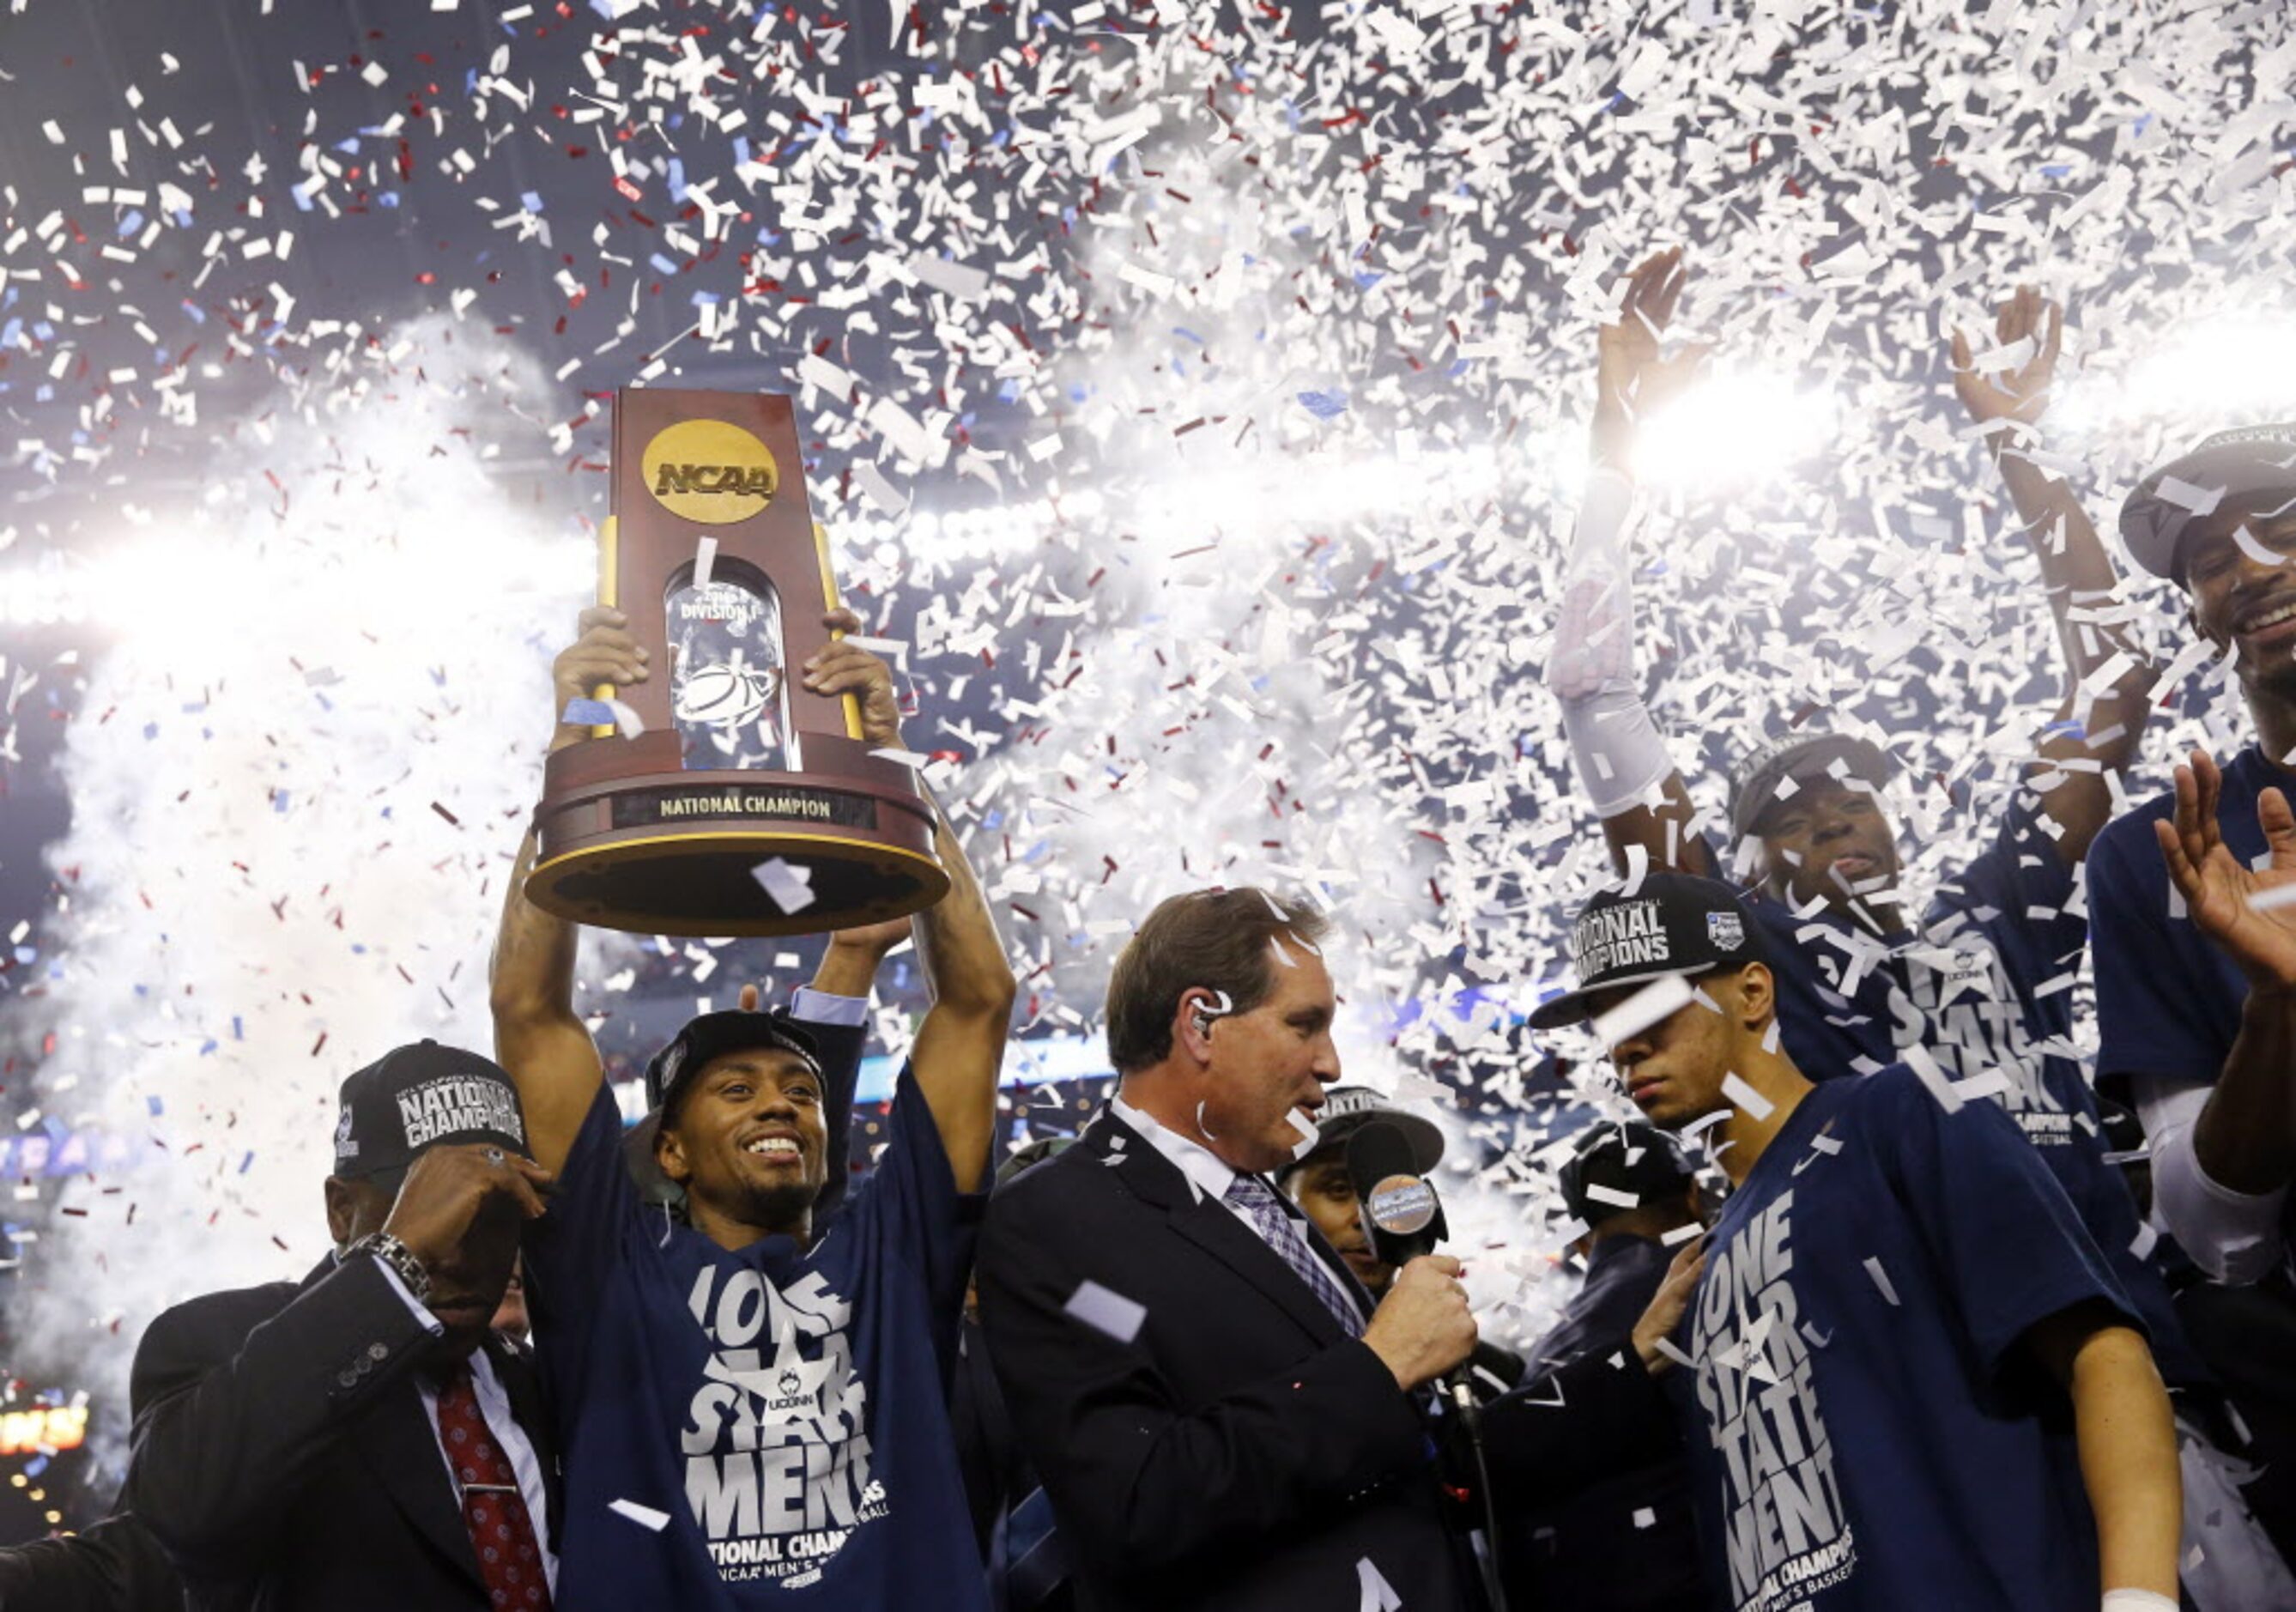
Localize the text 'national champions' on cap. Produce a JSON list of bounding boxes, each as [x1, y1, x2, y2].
[[334, 1040, 532, 1183], [1529, 873, 1766, 1030]]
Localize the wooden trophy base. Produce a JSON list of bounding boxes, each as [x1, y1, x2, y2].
[[526, 731, 948, 937]]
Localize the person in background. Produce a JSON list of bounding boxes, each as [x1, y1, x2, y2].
[[489, 606, 1015, 1609], [2087, 425, 2296, 1566], [1530, 872, 2181, 1612], [1274, 1083, 1525, 1401], [123, 1043, 561, 1611], [1500, 1119, 1708, 1612]]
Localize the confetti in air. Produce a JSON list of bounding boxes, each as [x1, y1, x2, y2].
[[2, 0, 2292, 1506]]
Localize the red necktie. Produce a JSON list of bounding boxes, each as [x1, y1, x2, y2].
[[435, 1361, 553, 1609]]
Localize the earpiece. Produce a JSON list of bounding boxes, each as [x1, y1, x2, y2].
[[1189, 989, 1234, 1041]]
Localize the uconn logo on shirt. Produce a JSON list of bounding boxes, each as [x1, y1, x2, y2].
[[680, 1263, 888, 1586], [396, 1077, 525, 1152]]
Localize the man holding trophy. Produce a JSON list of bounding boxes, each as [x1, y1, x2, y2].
[[489, 388, 1015, 1609]]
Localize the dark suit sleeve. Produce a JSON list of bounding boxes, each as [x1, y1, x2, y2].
[[0, 1513, 184, 1612], [974, 1182, 1430, 1578], [1478, 1344, 1682, 1506], [122, 1260, 440, 1574]]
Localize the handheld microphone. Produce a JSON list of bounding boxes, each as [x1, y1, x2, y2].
[[1345, 1119, 1506, 1612], [1345, 1121, 1478, 1410]]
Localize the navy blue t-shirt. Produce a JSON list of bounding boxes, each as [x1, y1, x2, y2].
[[2087, 746, 2271, 1094], [524, 1072, 988, 1610], [1740, 797, 2202, 1385], [1678, 1066, 2137, 1611]]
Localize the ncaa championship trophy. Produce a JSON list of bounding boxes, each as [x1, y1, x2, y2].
[[524, 388, 949, 936]]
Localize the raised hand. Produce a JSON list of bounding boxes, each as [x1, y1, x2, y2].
[[802, 607, 904, 748], [2153, 749, 2296, 990], [1630, 1236, 1707, 1373], [1593, 247, 1705, 467], [1950, 284, 2062, 427], [551, 605, 648, 738]]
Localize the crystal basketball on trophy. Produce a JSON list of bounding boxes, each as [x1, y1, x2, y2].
[[524, 389, 948, 936]]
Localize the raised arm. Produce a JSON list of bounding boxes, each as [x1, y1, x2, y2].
[[1546, 247, 1716, 880], [487, 606, 645, 1173], [802, 612, 1015, 1191], [2149, 750, 2296, 1277], [1951, 288, 2154, 865]]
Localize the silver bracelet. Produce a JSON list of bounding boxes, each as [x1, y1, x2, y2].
[[352, 1231, 432, 1306]]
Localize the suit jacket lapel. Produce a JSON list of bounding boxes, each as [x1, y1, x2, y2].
[[355, 1375, 485, 1590], [1086, 1112, 1352, 1349]]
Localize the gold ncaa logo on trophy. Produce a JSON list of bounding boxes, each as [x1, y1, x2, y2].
[[641, 418, 779, 522], [524, 389, 948, 937]]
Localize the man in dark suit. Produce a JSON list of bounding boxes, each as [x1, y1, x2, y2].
[[122, 1042, 561, 1611], [977, 888, 1697, 1612]]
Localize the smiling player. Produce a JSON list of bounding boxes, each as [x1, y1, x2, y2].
[[488, 606, 1016, 1610]]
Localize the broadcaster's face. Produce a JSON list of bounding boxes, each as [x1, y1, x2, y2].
[[1194, 954, 1342, 1174]]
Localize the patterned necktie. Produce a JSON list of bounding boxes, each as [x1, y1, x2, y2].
[[1222, 1173, 1366, 1337], [435, 1361, 553, 1610]]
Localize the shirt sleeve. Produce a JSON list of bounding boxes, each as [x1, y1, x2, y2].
[[519, 1082, 635, 1367], [841, 1064, 986, 1375], [2135, 1073, 2292, 1284], [1874, 1066, 2141, 1382], [2089, 818, 2232, 1089], [790, 986, 869, 1027]]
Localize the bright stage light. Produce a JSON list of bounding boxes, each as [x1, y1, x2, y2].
[[2051, 311, 2296, 441], [1630, 370, 1838, 492]]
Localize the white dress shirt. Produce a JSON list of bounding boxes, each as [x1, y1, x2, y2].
[[373, 1260, 559, 1591]]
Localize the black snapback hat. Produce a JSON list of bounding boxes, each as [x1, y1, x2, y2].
[[2119, 423, 2296, 583], [1274, 1084, 1445, 1182], [1726, 732, 1895, 842], [1558, 1119, 1697, 1226], [644, 1008, 824, 1118], [1530, 872, 1766, 1030], [334, 1040, 531, 1188]]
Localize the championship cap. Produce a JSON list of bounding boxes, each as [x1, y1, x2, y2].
[[1557, 1119, 1697, 1227], [2118, 423, 2296, 583], [1275, 1085, 1445, 1184], [1529, 872, 1766, 1030], [333, 1040, 532, 1190], [1726, 732, 1896, 843], [644, 1008, 823, 1118]]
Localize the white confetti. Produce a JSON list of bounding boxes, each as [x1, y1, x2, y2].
[[750, 857, 815, 914], [609, 1499, 671, 1531], [1719, 1072, 1775, 1121], [1590, 973, 1695, 1049], [1063, 1279, 1148, 1344]]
